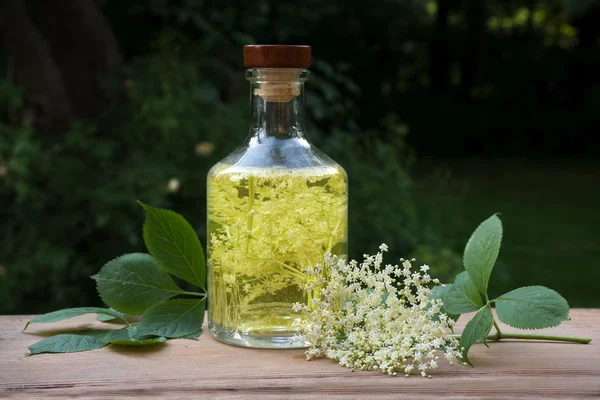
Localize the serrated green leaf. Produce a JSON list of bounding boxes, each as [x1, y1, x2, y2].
[[445, 272, 484, 315], [464, 214, 503, 295], [110, 336, 167, 346], [495, 286, 570, 329], [428, 284, 460, 322], [28, 331, 110, 355], [178, 329, 202, 340], [96, 313, 118, 322], [107, 326, 167, 346], [104, 327, 130, 341], [139, 202, 206, 289], [92, 253, 185, 314], [24, 307, 127, 331], [136, 298, 205, 338], [459, 305, 493, 366]]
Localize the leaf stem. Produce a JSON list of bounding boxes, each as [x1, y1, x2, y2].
[[451, 332, 591, 344], [486, 332, 591, 344], [246, 176, 255, 253], [493, 320, 503, 338], [182, 291, 206, 298]]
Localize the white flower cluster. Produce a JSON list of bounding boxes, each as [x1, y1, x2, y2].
[[293, 244, 462, 377]]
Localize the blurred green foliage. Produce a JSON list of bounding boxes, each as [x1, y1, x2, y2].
[[414, 159, 600, 307], [0, 25, 452, 314], [2, 0, 599, 312], [0, 31, 246, 312]]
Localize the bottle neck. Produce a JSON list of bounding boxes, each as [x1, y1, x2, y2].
[[246, 68, 309, 142]]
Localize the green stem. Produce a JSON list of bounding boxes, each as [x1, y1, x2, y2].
[[327, 216, 342, 253], [182, 291, 207, 298], [487, 332, 591, 344], [493, 320, 503, 338], [246, 176, 255, 253], [451, 332, 591, 344]]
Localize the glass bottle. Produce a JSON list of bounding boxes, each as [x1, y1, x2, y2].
[[207, 45, 348, 348]]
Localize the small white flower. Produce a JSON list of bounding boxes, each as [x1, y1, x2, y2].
[[294, 247, 461, 377], [167, 178, 180, 193], [379, 243, 389, 252], [195, 141, 215, 156]]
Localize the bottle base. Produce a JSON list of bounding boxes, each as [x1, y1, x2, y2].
[[209, 324, 306, 349]]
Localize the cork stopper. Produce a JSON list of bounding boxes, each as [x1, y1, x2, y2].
[[244, 46, 311, 103]]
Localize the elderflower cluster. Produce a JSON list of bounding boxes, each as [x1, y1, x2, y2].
[[293, 245, 462, 377]]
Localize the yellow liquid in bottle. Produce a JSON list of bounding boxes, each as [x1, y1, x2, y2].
[[207, 163, 347, 347]]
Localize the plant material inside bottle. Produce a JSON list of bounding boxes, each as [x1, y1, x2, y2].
[[207, 164, 347, 337]]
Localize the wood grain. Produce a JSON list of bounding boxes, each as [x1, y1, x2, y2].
[[0, 309, 599, 399], [244, 45, 311, 68]]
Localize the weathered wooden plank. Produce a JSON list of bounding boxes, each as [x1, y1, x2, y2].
[[0, 309, 599, 399]]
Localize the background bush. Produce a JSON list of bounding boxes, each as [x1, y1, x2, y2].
[[1, 0, 598, 312], [0, 27, 442, 313]]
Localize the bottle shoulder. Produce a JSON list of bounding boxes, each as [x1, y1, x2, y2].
[[209, 137, 345, 177]]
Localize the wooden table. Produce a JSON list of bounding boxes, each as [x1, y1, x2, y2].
[[1, 309, 599, 399]]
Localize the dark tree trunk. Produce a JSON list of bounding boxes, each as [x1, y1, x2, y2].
[[0, 0, 73, 132], [567, 4, 600, 100], [35, 0, 122, 121], [460, 0, 488, 95], [527, 0, 537, 33], [430, 0, 451, 91]]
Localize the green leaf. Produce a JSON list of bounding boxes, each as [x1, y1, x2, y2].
[[139, 202, 206, 289], [104, 327, 130, 341], [92, 253, 185, 314], [459, 305, 494, 366], [24, 307, 127, 331], [495, 286, 570, 329], [97, 314, 117, 322], [178, 330, 202, 340], [28, 331, 110, 355], [445, 272, 484, 315], [136, 298, 205, 338], [97, 308, 127, 323], [107, 326, 167, 346], [110, 336, 167, 346], [464, 214, 503, 295], [428, 284, 460, 323]]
